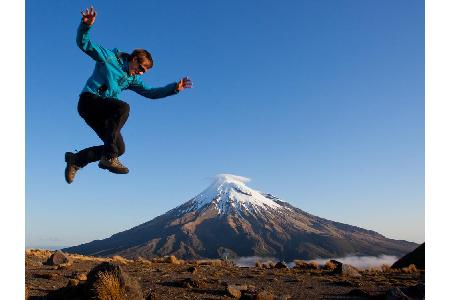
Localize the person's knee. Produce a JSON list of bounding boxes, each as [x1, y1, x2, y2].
[[119, 102, 130, 116]]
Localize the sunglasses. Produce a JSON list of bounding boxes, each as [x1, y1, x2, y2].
[[137, 63, 147, 74]]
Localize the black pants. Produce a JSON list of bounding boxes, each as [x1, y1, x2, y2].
[[73, 92, 130, 168]]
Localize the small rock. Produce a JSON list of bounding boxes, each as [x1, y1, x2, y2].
[[178, 278, 202, 288], [275, 295, 291, 300], [67, 279, 79, 287], [187, 266, 197, 274], [256, 291, 275, 300], [227, 285, 242, 298], [71, 272, 87, 281], [146, 289, 159, 300], [275, 261, 289, 269], [57, 263, 72, 270]]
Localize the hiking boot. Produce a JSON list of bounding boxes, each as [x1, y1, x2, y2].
[[65, 152, 81, 184], [98, 156, 129, 174]]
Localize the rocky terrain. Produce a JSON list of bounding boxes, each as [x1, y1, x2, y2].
[[25, 249, 425, 299]]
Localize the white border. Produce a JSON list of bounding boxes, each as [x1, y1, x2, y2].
[[0, 0, 25, 299], [426, 0, 449, 298]]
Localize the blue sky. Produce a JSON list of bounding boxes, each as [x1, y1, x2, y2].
[[25, 0, 424, 248]]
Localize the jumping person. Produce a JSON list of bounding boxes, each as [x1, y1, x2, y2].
[[64, 6, 192, 184]]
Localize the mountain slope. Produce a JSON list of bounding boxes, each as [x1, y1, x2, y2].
[[64, 174, 417, 260]]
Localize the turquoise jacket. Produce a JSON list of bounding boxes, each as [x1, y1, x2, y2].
[[77, 22, 179, 99]]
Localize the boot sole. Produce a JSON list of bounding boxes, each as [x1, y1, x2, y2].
[[65, 152, 74, 184], [98, 163, 129, 174], [64, 166, 73, 184]]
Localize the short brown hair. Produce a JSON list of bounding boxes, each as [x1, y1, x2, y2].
[[130, 49, 153, 68]]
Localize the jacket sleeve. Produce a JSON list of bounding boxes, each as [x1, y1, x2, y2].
[[128, 77, 179, 100], [76, 22, 109, 62]]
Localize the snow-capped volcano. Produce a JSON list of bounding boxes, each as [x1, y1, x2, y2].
[[64, 174, 417, 260], [187, 174, 282, 215]]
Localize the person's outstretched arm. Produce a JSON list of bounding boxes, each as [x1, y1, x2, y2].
[[76, 6, 109, 62], [128, 77, 193, 100]]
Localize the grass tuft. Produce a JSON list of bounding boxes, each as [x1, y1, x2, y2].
[[91, 271, 123, 300]]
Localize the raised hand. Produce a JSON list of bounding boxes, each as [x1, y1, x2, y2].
[[176, 77, 193, 92], [81, 5, 97, 26]]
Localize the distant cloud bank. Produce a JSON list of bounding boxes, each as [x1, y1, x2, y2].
[[233, 255, 398, 269]]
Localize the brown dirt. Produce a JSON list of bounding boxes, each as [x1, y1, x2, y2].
[[25, 250, 424, 299]]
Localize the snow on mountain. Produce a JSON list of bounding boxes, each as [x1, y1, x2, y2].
[[184, 174, 283, 216]]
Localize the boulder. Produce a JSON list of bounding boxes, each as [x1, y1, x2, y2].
[[330, 260, 361, 277], [175, 278, 203, 289], [45, 250, 71, 266], [275, 261, 289, 269]]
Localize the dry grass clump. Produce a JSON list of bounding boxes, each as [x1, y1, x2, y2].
[[255, 261, 262, 268], [381, 264, 392, 273], [25, 249, 52, 259], [294, 260, 308, 269], [294, 260, 319, 270], [136, 257, 152, 267], [92, 271, 123, 300], [259, 260, 275, 268], [86, 262, 143, 300], [68, 253, 110, 263], [196, 259, 223, 267], [401, 264, 418, 274], [308, 261, 319, 270], [366, 267, 381, 275], [151, 255, 184, 265], [323, 261, 337, 271], [111, 255, 133, 265]]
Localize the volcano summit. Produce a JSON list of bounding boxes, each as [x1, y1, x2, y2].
[[64, 174, 416, 260]]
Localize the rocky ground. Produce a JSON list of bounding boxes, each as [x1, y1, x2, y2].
[[25, 249, 424, 300]]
